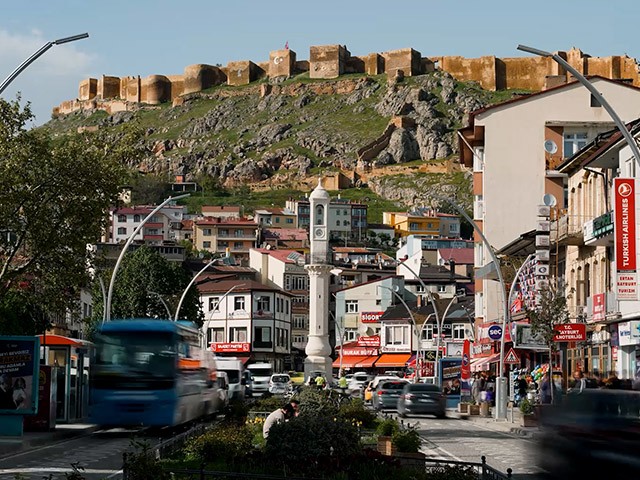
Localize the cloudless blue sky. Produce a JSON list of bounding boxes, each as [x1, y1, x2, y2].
[[2, 0, 638, 124]]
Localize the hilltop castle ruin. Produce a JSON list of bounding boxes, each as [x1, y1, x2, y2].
[[53, 44, 640, 117]]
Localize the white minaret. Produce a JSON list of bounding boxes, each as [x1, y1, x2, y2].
[[304, 179, 333, 377]]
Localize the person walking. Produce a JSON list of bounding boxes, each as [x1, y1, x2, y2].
[[263, 403, 295, 438], [314, 374, 326, 390]]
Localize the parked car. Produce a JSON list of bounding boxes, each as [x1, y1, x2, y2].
[[371, 379, 409, 411], [268, 373, 292, 395], [396, 383, 446, 418]]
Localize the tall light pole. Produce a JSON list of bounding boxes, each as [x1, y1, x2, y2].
[[174, 258, 217, 321], [434, 295, 461, 384], [104, 193, 190, 323], [148, 291, 172, 319], [435, 194, 509, 420], [0, 33, 89, 95], [517, 44, 640, 165]]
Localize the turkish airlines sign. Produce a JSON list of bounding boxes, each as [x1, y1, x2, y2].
[[614, 178, 638, 300], [553, 323, 586, 342]]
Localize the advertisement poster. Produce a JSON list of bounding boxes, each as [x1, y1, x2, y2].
[[614, 178, 638, 300], [0, 336, 40, 414], [439, 357, 462, 408]]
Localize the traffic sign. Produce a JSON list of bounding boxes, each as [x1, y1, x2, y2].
[[488, 324, 503, 340], [504, 348, 519, 364]]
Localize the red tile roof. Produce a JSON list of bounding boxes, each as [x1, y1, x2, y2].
[[438, 248, 474, 264]]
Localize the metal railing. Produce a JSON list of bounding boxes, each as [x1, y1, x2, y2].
[[423, 456, 512, 479]]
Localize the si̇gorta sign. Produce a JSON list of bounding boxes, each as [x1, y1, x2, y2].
[[0, 336, 40, 415]]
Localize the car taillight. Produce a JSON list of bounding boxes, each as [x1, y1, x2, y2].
[[378, 390, 387, 395]]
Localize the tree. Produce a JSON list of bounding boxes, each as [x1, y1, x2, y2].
[[0, 97, 142, 330], [526, 285, 569, 351], [90, 246, 203, 331]]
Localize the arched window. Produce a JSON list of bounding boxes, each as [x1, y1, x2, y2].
[[134, 214, 141, 222], [316, 205, 324, 225]]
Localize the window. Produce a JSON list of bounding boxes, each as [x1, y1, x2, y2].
[[235, 229, 243, 237], [275, 217, 280, 223], [234, 242, 243, 249], [345, 300, 358, 313], [253, 326, 272, 348], [293, 334, 306, 344], [203, 241, 211, 249], [385, 325, 409, 345], [563, 132, 588, 157], [118, 214, 126, 222], [208, 327, 224, 344], [473, 147, 484, 172], [286, 218, 293, 224], [474, 195, 484, 220], [203, 228, 212, 236], [452, 324, 466, 340], [256, 296, 270, 312], [293, 316, 306, 329], [336, 220, 340, 226], [234, 296, 245, 311], [219, 229, 229, 237], [285, 300, 289, 315], [409, 222, 420, 231], [133, 214, 140, 222], [209, 296, 221, 311], [337, 210, 341, 216], [416, 285, 425, 293], [344, 329, 358, 342], [229, 327, 247, 343], [117, 227, 127, 235], [343, 210, 348, 215], [421, 324, 434, 341], [315, 205, 324, 225], [437, 285, 447, 293], [376, 299, 382, 306]]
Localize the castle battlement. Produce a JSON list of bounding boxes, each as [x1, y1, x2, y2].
[[53, 44, 640, 117]]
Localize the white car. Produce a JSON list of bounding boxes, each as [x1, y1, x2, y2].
[[268, 373, 292, 395], [347, 373, 374, 396]]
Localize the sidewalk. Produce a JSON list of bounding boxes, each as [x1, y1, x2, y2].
[[447, 408, 541, 439], [0, 423, 98, 459]]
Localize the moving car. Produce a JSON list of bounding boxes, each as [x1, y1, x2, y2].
[[371, 379, 409, 411], [364, 375, 399, 403], [348, 373, 374, 398], [268, 373, 292, 395], [247, 362, 274, 396], [397, 383, 446, 418]]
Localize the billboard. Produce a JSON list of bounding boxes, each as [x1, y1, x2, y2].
[[614, 178, 638, 300], [0, 336, 40, 414], [512, 323, 546, 350]]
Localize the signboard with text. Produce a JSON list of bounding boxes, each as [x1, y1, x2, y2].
[[553, 324, 587, 342], [591, 293, 605, 323], [356, 335, 380, 347], [211, 342, 250, 353], [0, 336, 40, 414], [361, 312, 384, 323], [614, 178, 638, 300], [342, 347, 378, 356]]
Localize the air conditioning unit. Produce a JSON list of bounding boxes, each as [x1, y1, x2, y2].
[[537, 205, 551, 217]]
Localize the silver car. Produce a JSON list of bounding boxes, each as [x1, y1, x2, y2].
[[371, 379, 409, 411], [397, 383, 446, 418]]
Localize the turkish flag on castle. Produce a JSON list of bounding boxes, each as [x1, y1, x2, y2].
[[461, 339, 471, 381]]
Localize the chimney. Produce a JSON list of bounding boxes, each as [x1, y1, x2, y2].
[[417, 294, 422, 308], [449, 259, 456, 281]]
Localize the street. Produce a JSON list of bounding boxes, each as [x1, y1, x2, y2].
[[409, 415, 545, 480]]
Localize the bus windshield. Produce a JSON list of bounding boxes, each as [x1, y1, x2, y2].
[[95, 331, 177, 378]]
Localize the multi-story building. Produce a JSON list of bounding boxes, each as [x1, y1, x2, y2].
[[192, 217, 259, 264], [457, 77, 640, 368], [201, 205, 241, 219], [397, 235, 473, 266], [285, 196, 368, 240], [383, 210, 441, 238], [254, 208, 297, 229], [199, 279, 292, 372], [107, 204, 186, 244]]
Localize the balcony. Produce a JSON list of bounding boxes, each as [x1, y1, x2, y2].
[[551, 212, 584, 246], [584, 211, 614, 247]]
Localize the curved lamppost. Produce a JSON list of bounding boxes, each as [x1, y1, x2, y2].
[[104, 193, 190, 323], [174, 258, 217, 321], [0, 33, 89, 95]]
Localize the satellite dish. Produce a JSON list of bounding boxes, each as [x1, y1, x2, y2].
[[542, 193, 557, 207], [544, 139, 558, 154]]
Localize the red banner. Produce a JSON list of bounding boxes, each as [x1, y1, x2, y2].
[[357, 335, 380, 347], [361, 312, 384, 323], [553, 324, 586, 342], [461, 339, 471, 381], [211, 342, 250, 353]]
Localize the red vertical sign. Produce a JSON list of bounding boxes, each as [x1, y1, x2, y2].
[[614, 178, 638, 300], [461, 339, 471, 381]]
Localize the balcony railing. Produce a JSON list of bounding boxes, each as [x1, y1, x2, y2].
[[551, 213, 584, 246]]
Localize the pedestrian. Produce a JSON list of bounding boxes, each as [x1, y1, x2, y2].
[[471, 373, 482, 404], [570, 371, 586, 393], [540, 374, 552, 404], [338, 374, 348, 391], [516, 374, 528, 405], [263, 403, 295, 438], [314, 374, 326, 390], [289, 399, 300, 417]]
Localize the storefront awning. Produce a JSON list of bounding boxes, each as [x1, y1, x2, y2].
[[471, 353, 500, 372], [374, 353, 412, 368], [38, 334, 92, 347], [333, 355, 379, 369]]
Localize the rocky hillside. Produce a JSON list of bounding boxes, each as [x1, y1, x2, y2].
[[44, 70, 526, 213]]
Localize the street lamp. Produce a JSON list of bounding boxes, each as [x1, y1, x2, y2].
[[0, 33, 89, 95], [148, 291, 172, 319], [434, 295, 461, 384], [517, 44, 640, 166], [174, 258, 217, 321], [104, 193, 190, 323]]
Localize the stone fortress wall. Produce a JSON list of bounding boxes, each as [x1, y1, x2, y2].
[[53, 44, 640, 117]]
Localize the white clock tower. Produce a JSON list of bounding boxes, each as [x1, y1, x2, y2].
[[304, 179, 333, 377]]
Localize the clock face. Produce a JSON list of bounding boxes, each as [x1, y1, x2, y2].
[[314, 228, 325, 239]]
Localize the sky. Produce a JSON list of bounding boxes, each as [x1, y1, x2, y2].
[[1, 0, 639, 125]]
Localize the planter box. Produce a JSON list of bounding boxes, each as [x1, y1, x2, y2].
[[469, 404, 480, 415], [377, 436, 396, 456], [458, 402, 470, 414], [480, 401, 490, 417], [521, 414, 537, 427], [394, 451, 426, 468]]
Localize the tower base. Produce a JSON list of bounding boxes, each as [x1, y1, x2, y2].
[[304, 356, 334, 382]]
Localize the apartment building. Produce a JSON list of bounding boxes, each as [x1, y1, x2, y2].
[[254, 208, 297, 228], [107, 204, 186, 244], [383, 211, 440, 238], [285, 196, 368, 240], [192, 217, 259, 264]]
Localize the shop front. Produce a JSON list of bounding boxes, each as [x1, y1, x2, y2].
[[614, 320, 640, 379]]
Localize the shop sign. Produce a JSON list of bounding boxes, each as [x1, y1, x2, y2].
[[211, 342, 250, 353], [381, 344, 410, 353], [356, 335, 380, 347], [512, 324, 546, 349], [361, 312, 384, 323], [614, 178, 638, 301], [591, 293, 605, 323], [342, 347, 378, 356], [618, 321, 640, 346], [0, 336, 40, 414], [553, 324, 586, 342], [446, 342, 464, 357]]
